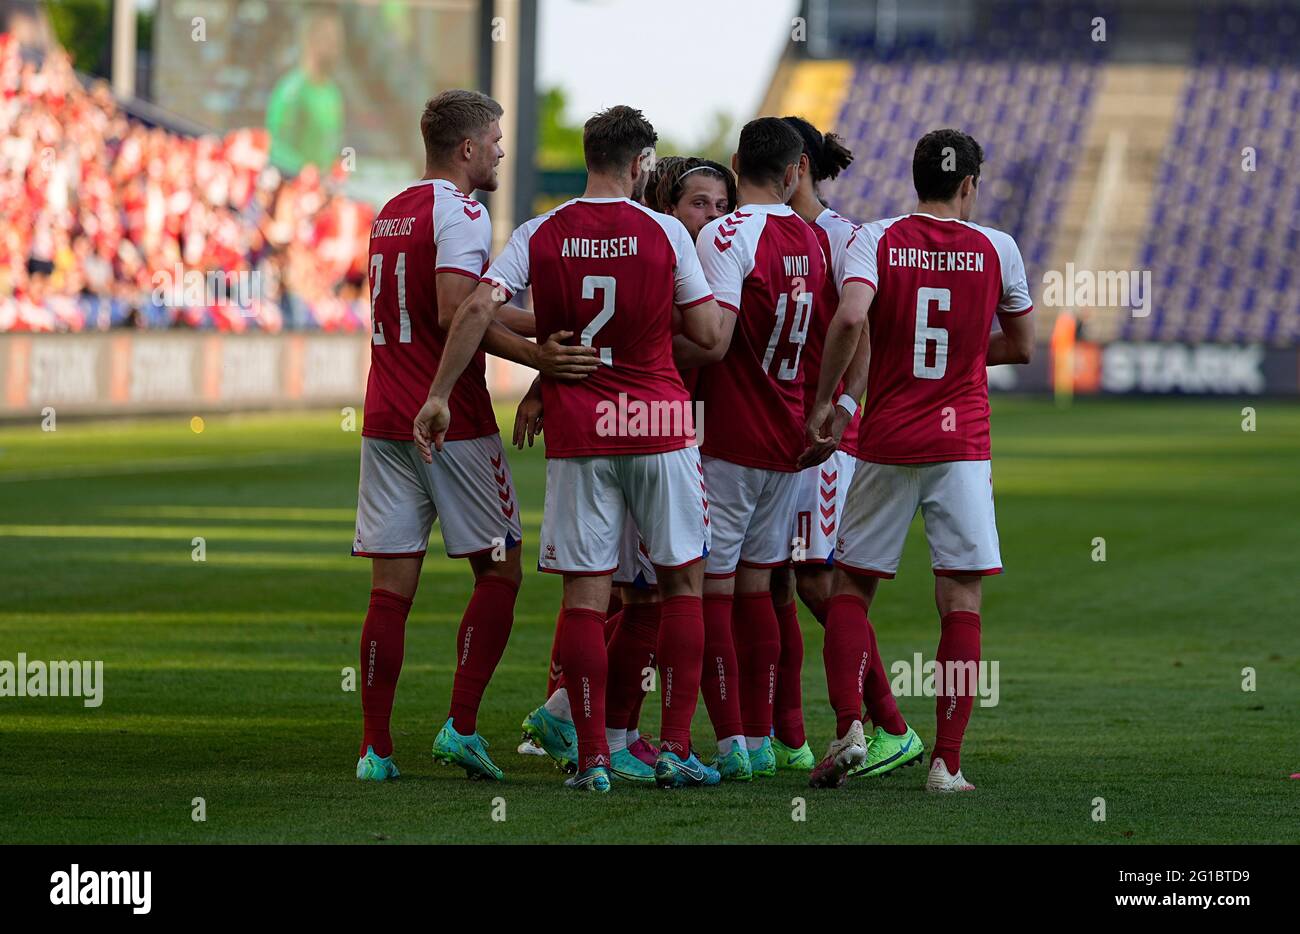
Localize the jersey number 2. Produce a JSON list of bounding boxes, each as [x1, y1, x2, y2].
[[581, 275, 615, 366], [913, 286, 949, 379], [370, 252, 410, 345]]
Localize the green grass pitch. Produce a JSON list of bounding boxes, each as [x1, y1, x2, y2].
[[0, 397, 1296, 843]]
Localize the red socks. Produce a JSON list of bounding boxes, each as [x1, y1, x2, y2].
[[823, 593, 871, 736], [820, 592, 907, 736], [359, 588, 412, 758], [863, 618, 907, 735], [700, 593, 744, 742], [603, 607, 624, 645], [448, 575, 519, 735], [933, 610, 981, 771], [655, 594, 705, 755], [605, 602, 660, 730], [733, 591, 781, 739], [558, 607, 610, 770], [773, 600, 806, 748], [545, 608, 564, 696]]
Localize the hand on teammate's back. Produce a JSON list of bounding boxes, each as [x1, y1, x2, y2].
[[535, 330, 601, 381]]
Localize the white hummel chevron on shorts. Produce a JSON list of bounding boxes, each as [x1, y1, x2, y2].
[[538, 447, 708, 575], [613, 509, 659, 588], [790, 450, 857, 565], [353, 434, 522, 559], [834, 459, 1002, 579], [702, 455, 800, 577]]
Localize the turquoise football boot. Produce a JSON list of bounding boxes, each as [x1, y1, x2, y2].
[[356, 745, 400, 782], [655, 750, 722, 788], [609, 747, 656, 784], [747, 737, 777, 777], [431, 717, 503, 781], [521, 705, 578, 773], [714, 739, 752, 782], [564, 766, 612, 792]]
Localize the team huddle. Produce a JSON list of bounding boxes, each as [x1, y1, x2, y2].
[[353, 89, 1034, 794]]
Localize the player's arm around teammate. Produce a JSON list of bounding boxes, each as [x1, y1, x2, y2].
[[434, 262, 602, 385], [475, 106, 726, 791], [515, 155, 737, 773]]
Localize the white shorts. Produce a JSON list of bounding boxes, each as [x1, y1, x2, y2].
[[539, 446, 708, 575], [612, 510, 658, 588], [702, 455, 800, 577], [353, 434, 522, 559], [790, 450, 858, 566], [835, 459, 1002, 578]]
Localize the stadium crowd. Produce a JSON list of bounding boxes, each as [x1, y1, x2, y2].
[[0, 31, 374, 333]]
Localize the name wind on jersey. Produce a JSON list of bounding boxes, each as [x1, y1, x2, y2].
[[594, 393, 704, 443]]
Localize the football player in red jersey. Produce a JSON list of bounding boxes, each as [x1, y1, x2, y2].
[[514, 154, 737, 771], [767, 116, 924, 776], [416, 105, 730, 792], [352, 90, 599, 784], [805, 129, 1035, 791], [602, 156, 737, 765], [693, 118, 828, 781]]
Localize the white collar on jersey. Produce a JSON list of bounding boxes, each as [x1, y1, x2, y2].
[[573, 196, 632, 204], [910, 211, 965, 223], [736, 201, 795, 215], [410, 178, 469, 195]]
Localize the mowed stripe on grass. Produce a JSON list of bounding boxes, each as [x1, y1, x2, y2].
[[0, 400, 1295, 843]]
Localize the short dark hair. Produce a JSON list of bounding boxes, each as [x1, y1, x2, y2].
[[735, 117, 803, 187], [912, 128, 984, 202], [782, 115, 854, 182], [646, 156, 737, 214], [583, 105, 658, 174], [421, 89, 503, 165]]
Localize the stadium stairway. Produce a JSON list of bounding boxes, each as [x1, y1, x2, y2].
[[1046, 64, 1186, 343]]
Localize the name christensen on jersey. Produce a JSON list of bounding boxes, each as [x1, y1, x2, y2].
[[887, 246, 987, 272]]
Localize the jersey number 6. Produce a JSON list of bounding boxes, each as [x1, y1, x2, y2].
[[913, 286, 950, 379]]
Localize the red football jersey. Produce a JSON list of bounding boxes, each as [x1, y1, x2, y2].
[[807, 208, 863, 451], [695, 203, 827, 472], [481, 197, 713, 458], [362, 178, 498, 442], [842, 213, 1033, 464]]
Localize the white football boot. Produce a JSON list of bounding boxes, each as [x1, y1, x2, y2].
[[808, 719, 868, 788], [925, 756, 976, 793]]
